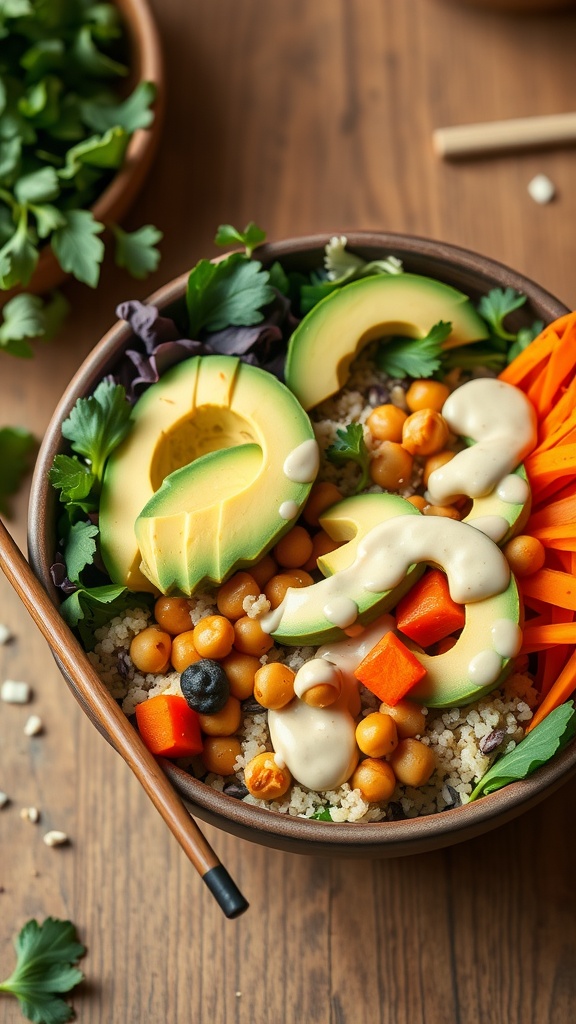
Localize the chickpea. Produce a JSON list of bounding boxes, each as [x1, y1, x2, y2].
[[154, 597, 193, 635], [366, 404, 407, 443], [303, 530, 341, 571], [298, 661, 342, 707], [198, 695, 242, 736], [380, 700, 427, 739], [201, 736, 242, 775], [286, 568, 314, 588], [406, 379, 450, 414], [369, 441, 413, 490], [301, 683, 340, 708], [170, 630, 201, 673], [355, 712, 398, 757], [422, 450, 455, 487], [390, 738, 436, 787], [249, 553, 278, 589], [244, 752, 292, 800], [503, 535, 546, 577], [402, 409, 450, 456], [351, 758, 396, 803], [192, 615, 235, 659], [264, 573, 309, 609], [422, 503, 460, 520], [221, 651, 260, 700], [254, 662, 295, 709], [217, 572, 260, 621], [405, 495, 428, 512], [233, 615, 274, 656], [302, 481, 343, 528], [274, 525, 314, 568], [130, 626, 172, 674]]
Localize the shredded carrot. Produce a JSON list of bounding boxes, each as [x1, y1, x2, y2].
[[525, 649, 576, 733], [521, 623, 575, 652], [527, 493, 576, 531], [520, 568, 576, 612]]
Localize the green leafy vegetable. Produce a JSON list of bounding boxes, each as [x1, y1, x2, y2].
[[0, 426, 36, 515], [112, 224, 162, 279], [507, 320, 544, 364], [326, 423, 370, 494], [49, 455, 95, 505], [311, 807, 334, 821], [0, 291, 69, 357], [50, 210, 105, 289], [186, 253, 275, 337], [60, 584, 151, 650], [64, 521, 99, 583], [298, 237, 404, 314], [80, 81, 157, 134], [377, 321, 452, 379], [0, 916, 86, 1024], [478, 287, 527, 343], [214, 221, 266, 258], [469, 702, 576, 801], [60, 381, 131, 483]]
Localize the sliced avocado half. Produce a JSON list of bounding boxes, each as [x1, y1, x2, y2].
[[285, 273, 489, 410]]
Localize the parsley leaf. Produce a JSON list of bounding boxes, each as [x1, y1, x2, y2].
[[469, 702, 576, 801], [63, 520, 99, 583], [507, 320, 543, 364], [477, 287, 527, 343], [214, 221, 266, 258], [49, 454, 96, 504], [0, 915, 85, 1024], [311, 807, 334, 821], [50, 209, 105, 288], [0, 292, 68, 357], [326, 423, 370, 494], [0, 426, 36, 515], [186, 253, 274, 337], [0, 210, 38, 289], [80, 81, 157, 133], [112, 224, 162, 279], [60, 380, 131, 482], [14, 166, 60, 205], [377, 321, 452, 379], [60, 584, 152, 650]]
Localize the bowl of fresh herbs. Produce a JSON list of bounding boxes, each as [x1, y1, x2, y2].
[[27, 228, 576, 857], [0, 0, 164, 301]]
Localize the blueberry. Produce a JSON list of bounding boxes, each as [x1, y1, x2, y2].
[[180, 659, 229, 714]]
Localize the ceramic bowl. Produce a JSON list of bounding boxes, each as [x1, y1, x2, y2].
[[28, 232, 576, 857]]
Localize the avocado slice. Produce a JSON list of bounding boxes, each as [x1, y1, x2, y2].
[[462, 463, 531, 544], [260, 493, 425, 645], [284, 273, 489, 410], [100, 355, 317, 593]]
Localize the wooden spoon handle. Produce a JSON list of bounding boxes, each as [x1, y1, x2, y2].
[[0, 519, 248, 918]]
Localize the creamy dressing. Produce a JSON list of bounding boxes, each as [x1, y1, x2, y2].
[[467, 515, 510, 543], [497, 474, 530, 505], [467, 649, 503, 687], [427, 378, 537, 505], [279, 500, 299, 520], [322, 596, 359, 628], [491, 619, 522, 659], [294, 659, 343, 699], [283, 439, 320, 483], [268, 692, 358, 791]]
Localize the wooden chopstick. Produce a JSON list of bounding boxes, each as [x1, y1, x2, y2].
[[0, 518, 248, 919], [433, 110, 576, 159]]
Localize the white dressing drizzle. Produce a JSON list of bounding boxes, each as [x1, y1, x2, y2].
[[294, 659, 342, 699], [322, 596, 358, 628], [283, 439, 320, 483], [467, 649, 503, 687], [497, 474, 530, 505], [279, 500, 299, 520], [491, 619, 523, 659], [268, 692, 358, 791], [467, 515, 510, 543]]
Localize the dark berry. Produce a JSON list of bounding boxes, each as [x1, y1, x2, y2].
[[180, 659, 229, 714]]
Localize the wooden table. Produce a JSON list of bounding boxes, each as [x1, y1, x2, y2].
[[2, 1, 576, 1020]]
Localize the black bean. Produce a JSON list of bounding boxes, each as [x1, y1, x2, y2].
[[180, 659, 229, 714]]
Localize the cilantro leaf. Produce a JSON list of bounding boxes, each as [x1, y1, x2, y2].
[[58, 126, 129, 180], [14, 166, 60, 204], [51, 209, 105, 287], [0, 291, 69, 356], [326, 423, 370, 494], [507, 320, 543, 364], [64, 520, 99, 582], [477, 287, 527, 343], [61, 380, 131, 482], [377, 321, 452, 379], [60, 585, 152, 650], [0, 426, 36, 515], [0, 211, 39, 289], [30, 204, 66, 239], [80, 81, 157, 133], [49, 454, 95, 504], [214, 221, 266, 258], [469, 702, 576, 801], [0, 916, 86, 1024], [112, 223, 162, 279], [311, 807, 334, 821], [186, 253, 274, 337]]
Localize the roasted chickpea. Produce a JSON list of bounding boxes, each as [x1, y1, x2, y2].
[[264, 572, 308, 609], [303, 530, 342, 572], [380, 700, 427, 739], [201, 736, 242, 775], [286, 568, 314, 588], [435, 635, 457, 654], [130, 626, 172, 674], [254, 662, 295, 709], [369, 441, 413, 490], [301, 683, 340, 708], [405, 495, 428, 512], [402, 409, 450, 456], [390, 738, 436, 787], [366, 404, 407, 443], [249, 553, 278, 589], [274, 525, 314, 568], [221, 651, 260, 700], [355, 712, 398, 757], [406, 379, 450, 414], [503, 535, 546, 577], [244, 752, 292, 800], [302, 481, 343, 528], [233, 615, 274, 656], [422, 503, 460, 520], [170, 630, 202, 673], [198, 695, 242, 736], [351, 758, 396, 803], [154, 597, 193, 635], [298, 660, 342, 707], [422, 450, 455, 487], [217, 572, 260, 620], [192, 615, 235, 659]]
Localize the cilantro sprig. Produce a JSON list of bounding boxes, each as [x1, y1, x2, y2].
[[376, 321, 451, 379], [215, 221, 266, 258], [186, 249, 275, 338], [326, 423, 371, 494], [60, 380, 132, 484], [0, 916, 86, 1024]]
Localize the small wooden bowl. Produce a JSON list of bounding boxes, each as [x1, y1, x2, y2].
[[10, 0, 164, 299], [28, 232, 576, 857]]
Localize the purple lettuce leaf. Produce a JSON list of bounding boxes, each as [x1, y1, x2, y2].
[[116, 300, 183, 352]]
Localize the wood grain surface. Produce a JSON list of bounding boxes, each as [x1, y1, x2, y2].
[[2, 1, 576, 1021]]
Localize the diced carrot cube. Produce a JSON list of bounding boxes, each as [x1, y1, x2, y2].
[[354, 631, 427, 706], [395, 569, 465, 648], [135, 694, 203, 758]]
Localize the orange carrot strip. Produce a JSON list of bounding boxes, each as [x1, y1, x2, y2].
[[521, 623, 576, 652], [535, 331, 576, 416], [525, 445, 576, 486], [520, 568, 576, 612], [539, 376, 576, 440], [526, 648, 576, 732], [527, 493, 576, 532], [528, 526, 576, 552], [135, 694, 203, 758], [499, 325, 558, 386]]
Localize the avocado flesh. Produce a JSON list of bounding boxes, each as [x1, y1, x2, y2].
[[462, 463, 530, 543], [285, 273, 490, 410], [263, 494, 426, 646], [99, 355, 317, 594]]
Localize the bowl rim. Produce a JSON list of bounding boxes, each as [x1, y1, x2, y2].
[[28, 229, 576, 853]]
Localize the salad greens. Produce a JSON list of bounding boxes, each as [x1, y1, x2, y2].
[[0, 916, 86, 1024], [185, 252, 275, 338], [59, 379, 132, 484], [0, 424, 36, 515], [326, 423, 371, 494], [376, 321, 452, 379], [214, 221, 266, 259]]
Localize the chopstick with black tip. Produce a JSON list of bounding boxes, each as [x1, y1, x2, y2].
[[0, 518, 248, 919]]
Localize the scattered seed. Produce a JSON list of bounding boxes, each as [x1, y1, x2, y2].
[[528, 173, 556, 205], [43, 830, 69, 847], [223, 780, 249, 800], [1, 679, 31, 704], [0, 624, 12, 645], [479, 728, 506, 755], [0, 791, 9, 809], [20, 806, 40, 824], [241, 698, 267, 716], [24, 714, 43, 737]]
